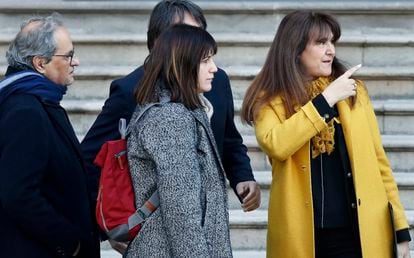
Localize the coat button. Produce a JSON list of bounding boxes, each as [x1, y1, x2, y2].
[[347, 172, 352, 178], [351, 203, 356, 209]]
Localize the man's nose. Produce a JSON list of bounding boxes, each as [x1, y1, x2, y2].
[[71, 55, 80, 66]]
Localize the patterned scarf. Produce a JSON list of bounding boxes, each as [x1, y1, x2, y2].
[[308, 77, 336, 159]]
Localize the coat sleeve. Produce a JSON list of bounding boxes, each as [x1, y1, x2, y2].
[[140, 107, 209, 257], [81, 81, 135, 202], [221, 72, 255, 189], [359, 86, 410, 232], [0, 106, 80, 256], [254, 99, 328, 161]]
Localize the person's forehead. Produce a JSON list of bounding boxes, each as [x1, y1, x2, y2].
[[173, 12, 201, 28], [308, 26, 333, 41], [54, 27, 73, 51]]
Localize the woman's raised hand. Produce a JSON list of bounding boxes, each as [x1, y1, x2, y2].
[[322, 64, 362, 107]]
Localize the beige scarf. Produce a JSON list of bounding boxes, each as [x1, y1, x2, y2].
[[199, 94, 214, 121], [308, 77, 337, 159]]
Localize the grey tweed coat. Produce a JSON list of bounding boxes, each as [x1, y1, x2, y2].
[[125, 100, 232, 258]]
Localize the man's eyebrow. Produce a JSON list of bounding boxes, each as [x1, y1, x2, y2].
[[66, 48, 75, 55]]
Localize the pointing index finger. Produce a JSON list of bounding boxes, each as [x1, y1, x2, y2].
[[342, 64, 362, 78]]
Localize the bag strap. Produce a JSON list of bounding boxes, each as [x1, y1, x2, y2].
[[119, 118, 127, 139], [126, 102, 159, 137], [128, 191, 160, 230], [126, 96, 170, 137], [124, 98, 170, 230]]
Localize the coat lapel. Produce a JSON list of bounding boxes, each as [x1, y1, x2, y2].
[[190, 109, 226, 174], [337, 100, 355, 164], [43, 104, 84, 160]]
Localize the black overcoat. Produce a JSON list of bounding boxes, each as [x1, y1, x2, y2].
[[0, 93, 100, 258]]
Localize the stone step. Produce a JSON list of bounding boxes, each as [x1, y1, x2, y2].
[[3, 64, 412, 100], [97, 209, 414, 253], [225, 65, 414, 101], [1, 1, 414, 36], [229, 209, 414, 251], [59, 100, 414, 172], [2, 33, 414, 67], [1, 65, 413, 100], [100, 249, 414, 258], [242, 134, 414, 172], [233, 99, 414, 135], [100, 249, 267, 258], [227, 171, 414, 211], [59, 98, 414, 138], [96, 209, 267, 252]]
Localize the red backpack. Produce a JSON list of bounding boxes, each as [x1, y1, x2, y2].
[[94, 106, 160, 242]]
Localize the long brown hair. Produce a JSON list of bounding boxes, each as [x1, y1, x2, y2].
[[241, 10, 351, 125], [135, 24, 217, 110]]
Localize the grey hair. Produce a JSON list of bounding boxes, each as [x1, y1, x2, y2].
[[6, 13, 64, 70]]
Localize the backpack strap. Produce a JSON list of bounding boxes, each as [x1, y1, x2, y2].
[[119, 118, 127, 139], [126, 102, 159, 137], [124, 98, 170, 231], [126, 96, 170, 136], [128, 191, 160, 230]]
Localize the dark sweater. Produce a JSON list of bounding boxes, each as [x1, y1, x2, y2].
[[311, 94, 410, 243]]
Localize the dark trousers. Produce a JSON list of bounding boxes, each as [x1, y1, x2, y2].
[[315, 227, 362, 258]]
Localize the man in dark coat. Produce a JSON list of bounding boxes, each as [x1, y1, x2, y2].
[[82, 0, 261, 209], [81, 0, 261, 253], [0, 14, 100, 258]]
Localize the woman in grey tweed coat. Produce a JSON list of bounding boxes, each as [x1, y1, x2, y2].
[[125, 24, 232, 257]]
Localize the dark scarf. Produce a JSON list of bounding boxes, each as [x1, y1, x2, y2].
[[0, 67, 67, 107]]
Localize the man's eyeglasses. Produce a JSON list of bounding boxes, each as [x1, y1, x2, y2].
[[53, 50, 75, 64]]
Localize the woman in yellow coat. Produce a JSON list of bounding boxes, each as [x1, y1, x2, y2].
[[241, 10, 411, 258]]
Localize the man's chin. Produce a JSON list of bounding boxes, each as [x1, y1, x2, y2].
[[65, 78, 75, 86]]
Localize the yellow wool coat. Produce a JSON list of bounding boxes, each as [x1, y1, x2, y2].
[[254, 80, 409, 258]]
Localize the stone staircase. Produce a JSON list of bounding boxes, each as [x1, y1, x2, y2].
[[1, 0, 414, 257]]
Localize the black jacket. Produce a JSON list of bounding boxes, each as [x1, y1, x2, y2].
[[0, 92, 100, 258], [81, 66, 254, 202]]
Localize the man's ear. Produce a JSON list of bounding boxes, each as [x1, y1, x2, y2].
[[32, 56, 47, 74]]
